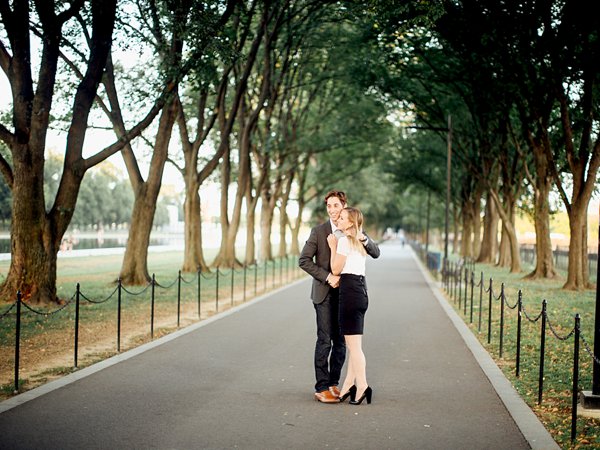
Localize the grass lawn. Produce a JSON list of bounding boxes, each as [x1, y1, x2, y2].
[[442, 254, 600, 450], [0, 249, 304, 399]]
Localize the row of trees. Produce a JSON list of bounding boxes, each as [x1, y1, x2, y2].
[[371, 0, 599, 290], [0, 1, 397, 304], [1, 1, 597, 305]]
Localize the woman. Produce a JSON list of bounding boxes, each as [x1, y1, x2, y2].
[[326, 207, 372, 405]]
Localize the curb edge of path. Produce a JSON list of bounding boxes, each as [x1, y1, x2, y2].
[[411, 250, 560, 450], [0, 276, 309, 415]]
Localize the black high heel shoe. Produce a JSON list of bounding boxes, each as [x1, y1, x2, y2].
[[338, 385, 356, 403], [349, 386, 372, 405]]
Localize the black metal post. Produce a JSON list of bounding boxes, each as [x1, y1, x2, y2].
[[516, 290, 522, 377], [487, 278, 493, 344], [197, 270, 201, 319], [538, 299, 547, 405], [463, 268, 468, 315], [151, 274, 155, 338], [177, 270, 181, 327], [14, 291, 22, 393], [216, 268, 220, 312], [264, 260, 267, 292], [425, 185, 431, 257], [243, 265, 247, 302], [117, 278, 122, 352], [478, 272, 483, 332], [572, 314, 580, 442], [499, 283, 505, 358], [469, 271, 474, 323], [231, 268, 234, 306], [74, 283, 80, 368], [593, 204, 600, 395], [458, 267, 462, 309]]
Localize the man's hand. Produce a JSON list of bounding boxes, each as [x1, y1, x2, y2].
[[328, 274, 340, 288]]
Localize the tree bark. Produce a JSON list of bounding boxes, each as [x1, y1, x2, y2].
[[278, 172, 294, 257], [490, 189, 521, 273], [460, 199, 473, 259], [0, 1, 117, 304], [182, 182, 209, 272], [525, 145, 557, 279], [119, 98, 178, 284], [563, 204, 589, 290], [477, 193, 499, 263], [471, 185, 483, 258]]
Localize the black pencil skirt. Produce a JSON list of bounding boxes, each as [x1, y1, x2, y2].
[[339, 273, 369, 335]]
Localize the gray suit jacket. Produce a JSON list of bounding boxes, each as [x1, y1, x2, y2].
[[299, 221, 380, 304]]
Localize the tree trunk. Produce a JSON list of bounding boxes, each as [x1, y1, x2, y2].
[[525, 154, 557, 279], [212, 146, 231, 267], [119, 99, 177, 284], [477, 194, 499, 263], [260, 198, 275, 261], [182, 183, 209, 272], [460, 199, 473, 258], [452, 205, 459, 255], [0, 1, 117, 304], [278, 174, 294, 257], [472, 186, 483, 258], [563, 204, 589, 290], [3, 151, 60, 304], [245, 192, 258, 265], [497, 226, 511, 268], [490, 189, 521, 273]]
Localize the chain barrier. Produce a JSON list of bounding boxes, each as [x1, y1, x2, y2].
[[20, 296, 74, 316], [154, 277, 178, 290], [121, 282, 153, 295], [545, 314, 576, 341], [439, 251, 600, 445], [580, 330, 600, 366], [4, 254, 302, 397], [494, 289, 503, 302], [503, 293, 519, 310], [200, 271, 215, 279], [179, 272, 198, 284], [0, 301, 17, 320], [79, 285, 119, 304], [521, 304, 543, 323]]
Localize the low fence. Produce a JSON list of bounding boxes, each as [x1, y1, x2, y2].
[[0, 256, 302, 394], [439, 258, 599, 443]]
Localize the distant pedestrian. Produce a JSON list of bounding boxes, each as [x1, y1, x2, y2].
[[299, 191, 379, 403]]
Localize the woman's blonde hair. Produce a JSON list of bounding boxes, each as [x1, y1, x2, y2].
[[343, 207, 367, 255]]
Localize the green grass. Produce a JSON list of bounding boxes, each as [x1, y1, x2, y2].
[[443, 255, 600, 449]]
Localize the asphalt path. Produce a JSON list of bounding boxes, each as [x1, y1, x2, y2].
[[0, 242, 557, 449]]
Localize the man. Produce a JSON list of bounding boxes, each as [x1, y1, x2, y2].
[[299, 190, 380, 403]]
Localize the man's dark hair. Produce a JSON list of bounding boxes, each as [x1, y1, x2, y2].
[[324, 190, 347, 205]]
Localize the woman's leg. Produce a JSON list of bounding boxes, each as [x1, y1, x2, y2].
[[345, 334, 367, 397], [339, 341, 356, 395]]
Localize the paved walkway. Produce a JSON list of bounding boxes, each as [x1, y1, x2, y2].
[[0, 242, 558, 449]]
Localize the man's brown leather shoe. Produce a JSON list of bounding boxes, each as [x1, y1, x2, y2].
[[314, 389, 338, 403], [329, 386, 340, 398]]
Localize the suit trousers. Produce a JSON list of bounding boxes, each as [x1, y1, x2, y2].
[[313, 289, 346, 392]]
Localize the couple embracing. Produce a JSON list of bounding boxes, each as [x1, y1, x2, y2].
[[299, 190, 380, 405]]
